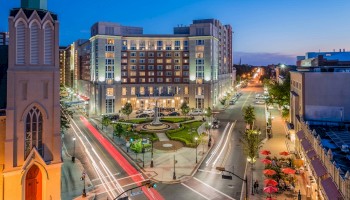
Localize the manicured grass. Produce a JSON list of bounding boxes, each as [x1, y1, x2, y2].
[[160, 117, 190, 123], [124, 118, 153, 124], [166, 121, 203, 147]]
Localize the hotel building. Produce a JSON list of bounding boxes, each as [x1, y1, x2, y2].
[[86, 19, 234, 115]]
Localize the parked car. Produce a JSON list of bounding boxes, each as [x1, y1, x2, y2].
[[189, 109, 203, 116], [167, 111, 180, 116], [136, 109, 144, 114], [255, 100, 265, 104], [143, 109, 154, 114], [136, 113, 150, 118], [229, 100, 235, 105]]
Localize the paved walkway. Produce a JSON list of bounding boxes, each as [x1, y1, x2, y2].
[[156, 132, 170, 141], [247, 105, 306, 200]]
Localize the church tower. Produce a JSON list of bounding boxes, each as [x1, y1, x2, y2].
[[1, 0, 62, 199]]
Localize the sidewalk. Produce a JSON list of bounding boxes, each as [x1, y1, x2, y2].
[[247, 105, 306, 200], [89, 117, 212, 184]]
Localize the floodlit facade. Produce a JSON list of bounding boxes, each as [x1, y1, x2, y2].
[[0, 0, 62, 199], [86, 19, 234, 115]]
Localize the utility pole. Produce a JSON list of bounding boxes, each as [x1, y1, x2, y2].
[[216, 167, 247, 200]]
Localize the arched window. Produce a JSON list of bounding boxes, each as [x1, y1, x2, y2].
[[25, 106, 43, 159], [30, 21, 40, 64], [43, 22, 53, 65], [16, 21, 26, 64]]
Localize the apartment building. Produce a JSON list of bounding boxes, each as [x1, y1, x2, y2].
[[87, 19, 234, 115], [0, 32, 9, 45], [290, 66, 350, 200]]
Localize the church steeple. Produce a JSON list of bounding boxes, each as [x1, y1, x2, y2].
[[21, 0, 47, 10]]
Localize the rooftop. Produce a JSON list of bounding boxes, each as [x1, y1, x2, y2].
[[10, 8, 57, 20]]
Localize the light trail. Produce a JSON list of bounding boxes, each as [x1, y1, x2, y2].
[[80, 116, 165, 200], [206, 123, 230, 167], [212, 121, 236, 167]]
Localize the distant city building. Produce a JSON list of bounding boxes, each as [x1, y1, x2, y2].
[[0, 32, 9, 45], [290, 66, 350, 200], [62, 19, 234, 115], [0, 0, 62, 199], [297, 50, 350, 67]]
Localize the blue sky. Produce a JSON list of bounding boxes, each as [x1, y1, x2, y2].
[[1, 0, 350, 65]]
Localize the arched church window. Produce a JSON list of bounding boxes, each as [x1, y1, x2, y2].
[[25, 106, 43, 159]]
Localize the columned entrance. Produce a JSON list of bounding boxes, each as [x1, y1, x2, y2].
[[25, 165, 42, 200]]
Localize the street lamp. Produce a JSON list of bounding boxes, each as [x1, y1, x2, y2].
[[195, 137, 198, 163], [247, 157, 256, 195], [72, 137, 76, 162], [150, 138, 154, 168], [208, 122, 212, 147], [142, 142, 145, 168]]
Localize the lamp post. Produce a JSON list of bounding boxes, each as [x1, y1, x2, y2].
[[173, 154, 176, 180], [72, 137, 76, 162], [247, 157, 256, 195], [208, 122, 212, 147], [195, 137, 198, 163], [150, 138, 154, 168], [142, 143, 145, 168]]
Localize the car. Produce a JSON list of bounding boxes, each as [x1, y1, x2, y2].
[[229, 100, 235, 105], [167, 111, 180, 116], [136, 113, 150, 118], [255, 100, 265, 104], [143, 109, 154, 114], [189, 109, 203, 116], [211, 120, 220, 129], [135, 109, 144, 114]]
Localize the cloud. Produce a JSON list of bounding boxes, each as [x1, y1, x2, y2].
[[234, 51, 297, 66]]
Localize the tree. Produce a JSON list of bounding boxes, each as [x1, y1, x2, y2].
[[205, 107, 212, 118], [180, 102, 190, 116], [243, 105, 255, 130], [121, 102, 133, 120], [113, 123, 124, 139], [102, 115, 111, 130], [240, 129, 263, 162], [265, 74, 290, 108], [281, 107, 289, 121], [60, 105, 73, 134]]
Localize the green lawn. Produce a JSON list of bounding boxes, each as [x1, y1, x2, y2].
[[124, 118, 153, 124], [166, 121, 203, 147], [160, 117, 190, 123]]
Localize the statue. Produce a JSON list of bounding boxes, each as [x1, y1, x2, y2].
[[151, 100, 162, 126]]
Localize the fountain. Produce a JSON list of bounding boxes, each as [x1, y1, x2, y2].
[[141, 101, 171, 131]]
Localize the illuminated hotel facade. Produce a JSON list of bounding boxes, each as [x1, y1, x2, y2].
[[85, 19, 234, 115]]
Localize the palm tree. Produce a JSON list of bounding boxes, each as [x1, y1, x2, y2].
[[113, 123, 124, 139], [243, 105, 255, 129]]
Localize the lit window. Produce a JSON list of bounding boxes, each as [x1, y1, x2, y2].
[[166, 59, 172, 64], [131, 87, 136, 95], [106, 88, 114, 96], [122, 87, 127, 95], [157, 59, 163, 63], [130, 78, 136, 83], [139, 72, 145, 76]]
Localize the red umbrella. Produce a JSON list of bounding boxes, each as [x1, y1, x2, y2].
[[282, 168, 296, 174], [264, 179, 278, 186], [264, 186, 278, 194], [279, 151, 290, 156], [263, 169, 277, 176], [266, 198, 276, 200], [261, 159, 272, 165], [261, 150, 271, 155]]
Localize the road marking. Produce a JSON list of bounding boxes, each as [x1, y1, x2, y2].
[[193, 177, 235, 200], [91, 172, 121, 182], [241, 91, 252, 110], [206, 123, 230, 166], [197, 169, 221, 175], [181, 183, 211, 200], [240, 160, 249, 200], [212, 121, 236, 167]]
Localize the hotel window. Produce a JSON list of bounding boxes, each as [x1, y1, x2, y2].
[[130, 52, 136, 57], [106, 88, 114, 96], [122, 78, 127, 83], [130, 65, 137, 70], [196, 46, 204, 51], [157, 41, 163, 50], [195, 98, 204, 109], [106, 99, 115, 114], [140, 65, 145, 70], [174, 52, 181, 57], [130, 59, 137, 63], [174, 65, 181, 70], [175, 41, 180, 50], [166, 52, 172, 57], [131, 87, 136, 95], [166, 71, 172, 76], [148, 52, 154, 57], [139, 78, 146, 83], [140, 87, 145, 95], [183, 52, 189, 57], [175, 71, 181, 76], [183, 65, 189, 70], [157, 78, 163, 82], [130, 72, 137, 76], [139, 59, 145, 63], [183, 41, 188, 50], [122, 40, 127, 50], [139, 72, 146, 76], [105, 45, 114, 52], [183, 78, 189, 82], [105, 59, 114, 79], [148, 71, 154, 76], [148, 41, 155, 50], [148, 65, 154, 70], [105, 52, 114, 58], [139, 40, 145, 50], [174, 59, 180, 64], [122, 52, 127, 57], [166, 59, 172, 64], [195, 53, 204, 58], [157, 59, 163, 64], [130, 78, 136, 83], [166, 65, 172, 70], [122, 87, 127, 95], [139, 52, 145, 57], [148, 59, 154, 63], [121, 59, 127, 63], [196, 40, 205, 45], [157, 71, 163, 76], [122, 65, 127, 70], [196, 87, 204, 95], [184, 86, 189, 94], [149, 87, 154, 94], [183, 59, 188, 63], [130, 40, 136, 50], [157, 52, 163, 57], [174, 78, 180, 82], [166, 78, 172, 82], [157, 65, 163, 70], [149, 78, 154, 83], [165, 41, 172, 50]]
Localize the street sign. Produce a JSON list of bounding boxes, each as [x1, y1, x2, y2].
[[222, 175, 233, 180]]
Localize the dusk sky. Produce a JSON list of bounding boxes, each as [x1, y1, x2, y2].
[[1, 0, 350, 65]]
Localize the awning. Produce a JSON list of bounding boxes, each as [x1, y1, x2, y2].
[[311, 158, 327, 177], [307, 150, 317, 160], [296, 130, 305, 139], [301, 139, 312, 152], [321, 177, 344, 200]]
